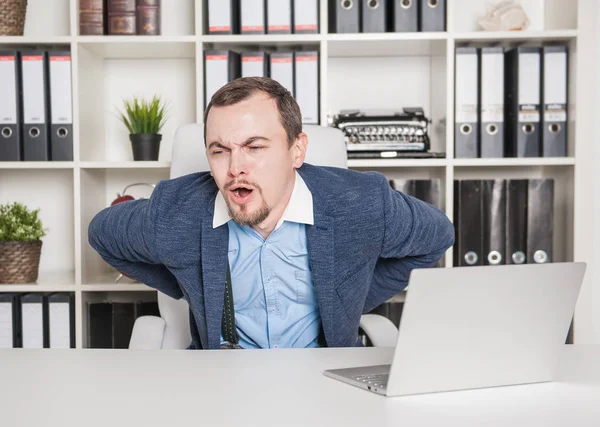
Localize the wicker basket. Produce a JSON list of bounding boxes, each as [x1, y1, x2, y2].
[[0, 0, 28, 36], [0, 240, 42, 284]]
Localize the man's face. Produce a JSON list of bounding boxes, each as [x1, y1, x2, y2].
[[205, 92, 307, 227]]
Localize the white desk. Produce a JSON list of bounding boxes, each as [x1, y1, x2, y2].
[[0, 345, 599, 427]]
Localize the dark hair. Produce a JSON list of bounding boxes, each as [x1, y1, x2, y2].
[[203, 76, 302, 147]]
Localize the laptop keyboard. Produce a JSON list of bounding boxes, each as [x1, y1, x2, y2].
[[353, 373, 389, 389]]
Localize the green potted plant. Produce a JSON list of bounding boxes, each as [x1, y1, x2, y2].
[[0, 202, 47, 284], [116, 94, 169, 161]]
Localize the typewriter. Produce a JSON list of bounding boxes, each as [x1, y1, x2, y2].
[[329, 108, 441, 159]]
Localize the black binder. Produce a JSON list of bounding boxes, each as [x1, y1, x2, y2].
[[20, 293, 46, 348], [204, 50, 241, 109], [205, 0, 240, 34], [112, 302, 137, 349], [527, 179, 554, 264], [88, 301, 113, 348], [240, 0, 266, 34], [505, 46, 541, 157], [20, 50, 50, 161], [542, 45, 568, 157], [0, 293, 21, 348], [481, 179, 506, 265], [267, 0, 292, 34], [420, 0, 445, 31], [505, 179, 528, 265], [329, 0, 360, 33], [0, 50, 23, 161], [389, 0, 417, 32], [414, 179, 441, 208], [47, 51, 74, 161], [362, 0, 387, 33], [241, 51, 268, 77], [455, 47, 479, 158], [454, 180, 483, 267], [46, 293, 75, 349], [480, 47, 505, 158]]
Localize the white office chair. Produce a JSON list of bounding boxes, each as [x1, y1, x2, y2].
[[128, 123, 399, 350]]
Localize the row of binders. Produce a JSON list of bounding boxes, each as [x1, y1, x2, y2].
[[454, 179, 554, 267], [88, 300, 159, 349], [389, 178, 441, 208], [455, 45, 568, 158], [330, 0, 446, 33], [0, 50, 73, 162], [206, 0, 318, 34], [204, 50, 319, 124], [0, 293, 75, 349]]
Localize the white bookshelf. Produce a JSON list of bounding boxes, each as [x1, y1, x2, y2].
[[0, 0, 596, 347]]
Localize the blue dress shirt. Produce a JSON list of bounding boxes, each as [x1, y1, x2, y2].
[[213, 172, 321, 349]]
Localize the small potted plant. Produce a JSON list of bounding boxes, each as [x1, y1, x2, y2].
[[116, 94, 169, 161], [0, 202, 47, 284]]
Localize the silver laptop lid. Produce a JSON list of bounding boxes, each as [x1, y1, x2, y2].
[[386, 262, 586, 396]]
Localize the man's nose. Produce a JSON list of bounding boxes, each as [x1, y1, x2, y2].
[[228, 150, 249, 177]]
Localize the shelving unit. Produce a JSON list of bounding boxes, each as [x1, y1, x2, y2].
[[0, 0, 596, 347]]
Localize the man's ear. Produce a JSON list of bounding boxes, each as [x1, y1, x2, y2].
[[292, 132, 308, 168]]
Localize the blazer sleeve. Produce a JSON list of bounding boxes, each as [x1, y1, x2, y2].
[[87, 181, 183, 300], [363, 174, 455, 312]]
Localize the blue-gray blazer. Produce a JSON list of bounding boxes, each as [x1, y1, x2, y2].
[[88, 163, 455, 349]]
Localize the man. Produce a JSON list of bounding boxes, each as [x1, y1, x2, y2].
[[88, 77, 455, 350]]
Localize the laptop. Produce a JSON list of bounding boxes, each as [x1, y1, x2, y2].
[[323, 262, 586, 397]]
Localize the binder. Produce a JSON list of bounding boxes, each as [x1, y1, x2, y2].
[[389, 179, 412, 195], [20, 293, 46, 348], [414, 179, 440, 208], [0, 294, 20, 348], [527, 179, 554, 264], [420, 0, 445, 32], [455, 47, 479, 158], [267, 0, 292, 34], [293, 0, 319, 33], [206, 0, 240, 34], [0, 50, 22, 161], [204, 50, 240, 109], [505, 179, 528, 265], [454, 180, 483, 267], [88, 301, 112, 348], [241, 52, 268, 78], [46, 293, 75, 349], [542, 45, 568, 157], [269, 52, 295, 96], [21, 51, 50, 161], [112, 302, 136, 349], [329, 0, 360, 33], [240, 0, 266, 34], [505, 46, 541, 157], [47, 51, 74, 161], [481, 179, 506, 265], [480, 47, 504, 158], [390, 0, 417, 32], [362, 0, 387, 33], [294, 51, 319, 124]]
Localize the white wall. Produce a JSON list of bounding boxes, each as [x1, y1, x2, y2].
[[575, 0, 599, 344]]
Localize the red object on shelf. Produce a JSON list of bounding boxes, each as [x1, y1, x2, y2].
[[110, 183, 155, 206]]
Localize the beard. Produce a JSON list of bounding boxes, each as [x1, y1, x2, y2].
[[224, 180, 270, 227]]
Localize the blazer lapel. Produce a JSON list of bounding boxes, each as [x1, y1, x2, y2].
[[306, 213, 335, 346], [301, 165, 336, 346], [201, 212, 229, 349]]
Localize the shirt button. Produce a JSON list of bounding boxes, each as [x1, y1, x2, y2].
[[271, 308, 276, 313], [274, 345, 279, 349]]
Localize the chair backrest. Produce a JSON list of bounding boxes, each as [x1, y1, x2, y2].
[[158, 123, 347, 349]]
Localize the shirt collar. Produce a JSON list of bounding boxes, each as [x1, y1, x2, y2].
[[213, 170, 314, 229]]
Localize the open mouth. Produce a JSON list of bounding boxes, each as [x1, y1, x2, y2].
[[229, 184, 255, 203]]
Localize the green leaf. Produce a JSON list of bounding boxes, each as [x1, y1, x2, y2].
[[0, 202, 47, 242], [115, 94, 170, 134]]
